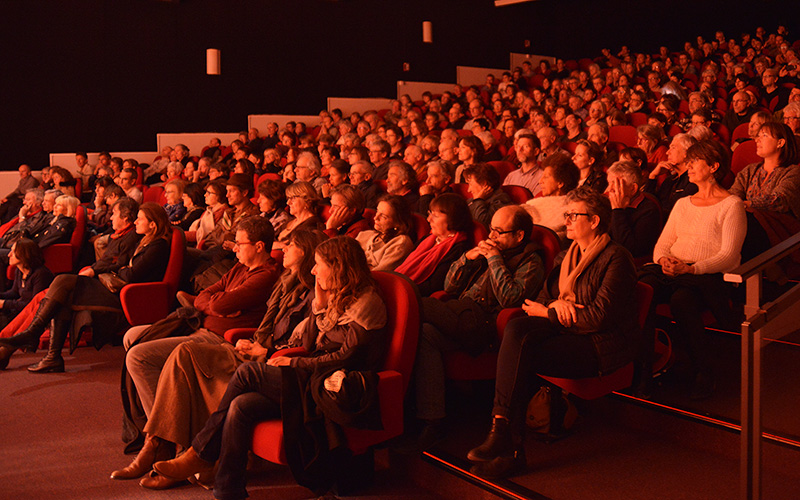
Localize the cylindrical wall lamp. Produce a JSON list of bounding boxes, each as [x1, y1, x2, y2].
[[206, 48, 221, 75], [422, 21, 433, 44]]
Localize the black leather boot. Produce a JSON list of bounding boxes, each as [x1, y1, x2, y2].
[[0, 298, 56, 369], [467, 417, 514, 462], [28, 307, 70, 374]]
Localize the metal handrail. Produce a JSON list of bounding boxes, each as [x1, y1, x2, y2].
[[722, 231, 800, 500]]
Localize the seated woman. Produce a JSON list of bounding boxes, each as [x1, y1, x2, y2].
[[637, 124, 669, 170], [0, 239, 53, 334], [189, 180, 228, 249], [464, 163, 513, 230], [39, 194, 79, 242], [50, 166, 77, 197], [324, 184, 370, 238], [522, 153, 580, 242], [467, 186, 637, 478], [0, 201, 172, 373], [731, 110, 771, 151], [395, 193, 472, 296], [645, 133, 699, 216], [320, 159, 350, 199], [175, 183, 205, 231], [453, 135, 485, 183], [356, 194, 415, 271], [606, 161, 662, 261], [639, 140, 746, 400], [274, 181, 324, 249], [146, 236, 388, 500], [256, 179, 290, 235], [572, 139, 608, 193], [729, 122, 800, 260], [109, 229, 326, 487], [163, 179, 187, 224]]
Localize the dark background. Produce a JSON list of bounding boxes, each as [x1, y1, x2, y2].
[[0, 0, 796, 169]]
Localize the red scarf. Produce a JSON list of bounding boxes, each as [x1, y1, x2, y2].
[[395, 232, 467, 284], [110, 224, 134, 239]]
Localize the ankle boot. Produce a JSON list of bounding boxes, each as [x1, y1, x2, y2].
[[28, 309, 70, 374], [111, 434, 175, 480], [0, 345, 15, 370], [152, 447, 214, 481], [467, 417, 514, 463], [0, 298, 56, 354]]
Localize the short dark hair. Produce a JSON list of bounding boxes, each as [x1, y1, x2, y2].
[[685, 139, 731, 184], [12, 238, 45, 270], [114, 197, 139, 224], [507, 206, 534, 241], [257, 179, 286, 203], [430, 193, 472, 233], [458, 135, 485, 161], [237, 215, 275, 248], [227, 173, 254, 197], [183, 183, 206, 208], [463, 162, 501, 190], [105, 184, 125, 199], [543, 153, 580, 194]]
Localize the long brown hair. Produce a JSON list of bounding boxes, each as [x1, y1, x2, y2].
[[315, 236, 375, 317], [137, 202, 172, 247], [288, 229, 328, 290]]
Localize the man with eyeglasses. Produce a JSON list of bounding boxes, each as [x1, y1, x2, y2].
[[781, 102, 800, 135], [407, 206, 545, 450], [722, 90, 755, 133], [368, 139, 391, 181], [122, 216, 281, 466]]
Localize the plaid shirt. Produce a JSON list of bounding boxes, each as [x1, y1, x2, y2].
[[444, 245, 545, 315]]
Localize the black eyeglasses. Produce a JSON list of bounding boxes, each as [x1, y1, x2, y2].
[[563, 212, 591, 222], [490, 227, 516, 235]]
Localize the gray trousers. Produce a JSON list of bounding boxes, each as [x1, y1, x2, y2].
[[125, 327, 226, 418]]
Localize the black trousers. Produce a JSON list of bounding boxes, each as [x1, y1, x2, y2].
[[492, 316, 598, 421], [192, 361, 283, 500], [638, 266, 736, 375]]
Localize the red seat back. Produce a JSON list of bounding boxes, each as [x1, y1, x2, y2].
[[530, 224, 561, 274], [487, 161, 516, 182], [500, 184, 533, 204], [731, 140, 760, 175], [730, 122, 750, 143], [609, 125, 638, 148]]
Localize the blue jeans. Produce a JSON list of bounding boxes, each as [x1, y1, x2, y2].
[[192, 361, 283, 500]]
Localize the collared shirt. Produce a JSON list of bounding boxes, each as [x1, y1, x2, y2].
[[503, 165, 543, 197]]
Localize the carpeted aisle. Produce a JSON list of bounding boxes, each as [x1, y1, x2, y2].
[[0, 345, 441, 500]]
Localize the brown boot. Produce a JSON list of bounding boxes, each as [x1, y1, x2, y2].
[[152, 447, 214, 481], [110, 434, 175, 480]]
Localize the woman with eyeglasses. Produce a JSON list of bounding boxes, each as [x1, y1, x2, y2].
[[467, 186, 637, 478], [639, 140, 746, 400]]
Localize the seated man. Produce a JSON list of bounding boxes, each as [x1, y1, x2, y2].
[[123, 216, 281, 449], [118, 167, 143, 204], [503, 134, 543, 196], [464, 163, 512, 229], [606, 161, 661, 261], [411, 206, 545, 448], [418, 160, 455, 215], [0, 165, 40, 224], [0, 189, 51, 250], [386, 161, 420, 212], [349, 160, 381, 209]]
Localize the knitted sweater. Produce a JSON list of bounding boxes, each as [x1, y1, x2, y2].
[[653, 194, 746, 275]]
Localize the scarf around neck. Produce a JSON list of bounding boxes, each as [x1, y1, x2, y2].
[[558, 233, 610, 303]]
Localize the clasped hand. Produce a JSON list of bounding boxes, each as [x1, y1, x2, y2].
[[658, 256, 693, 276], [465, 239, 501, 260]]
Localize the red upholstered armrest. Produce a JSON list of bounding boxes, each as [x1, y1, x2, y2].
[[185, 230, 197, 243], [224, 328, 256, 344], [42, 244, 73, 274], [496, 307, 525, 342], [270, 347, 309, 359], [430, 291, 451, 300], [120, 282, 172, 326]]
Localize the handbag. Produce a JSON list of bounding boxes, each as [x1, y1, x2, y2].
[[526, 385, 578, 434], [98, 272, 128, 294]]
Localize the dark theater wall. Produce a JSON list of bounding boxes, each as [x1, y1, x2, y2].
[[0, 0, 795, 169]]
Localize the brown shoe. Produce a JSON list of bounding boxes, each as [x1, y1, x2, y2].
[[139, 470, 185, 490], [110, 435, 174, 480], [152, 447, 214, 481]]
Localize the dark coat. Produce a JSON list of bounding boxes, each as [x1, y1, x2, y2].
[[538, 240, 638, 374]]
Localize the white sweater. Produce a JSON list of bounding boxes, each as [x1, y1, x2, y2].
[[522, 195, 568, 242], [653, 194, 746, 275]]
